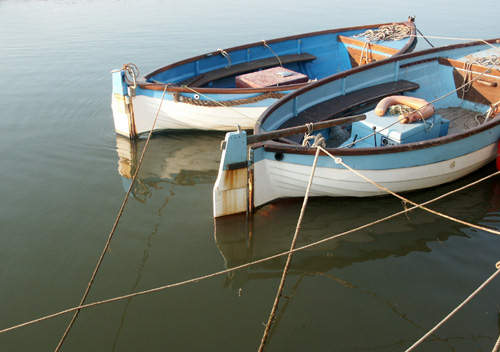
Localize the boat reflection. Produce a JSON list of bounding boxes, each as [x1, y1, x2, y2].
[[115, 132, 223, 202], [214, 167, 500, 290]]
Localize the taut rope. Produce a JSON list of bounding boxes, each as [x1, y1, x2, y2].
[[0, 170, 499, 336], [258, 147, 321, 352], [404, 261, 500, 352], [53, 85, 169, 352]]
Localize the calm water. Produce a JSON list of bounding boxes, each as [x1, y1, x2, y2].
[[1, 1, 499, 351]]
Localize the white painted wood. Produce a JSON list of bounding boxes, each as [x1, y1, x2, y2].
[[130, 95, 268, 135], [253, 144, 497, 208]]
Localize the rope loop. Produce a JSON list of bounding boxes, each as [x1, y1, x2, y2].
[[122, 63, 140, 88], [217, 48, 232, 69]]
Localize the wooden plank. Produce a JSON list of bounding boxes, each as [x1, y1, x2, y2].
[[185, 53, 316, 87], [346, 47, 390, 67], [337, 35, 400, 55], [279, 80, 419, 130], [438, 57, 500, 78], [452, 69, 500, 105], [247, 114, 366, 145]]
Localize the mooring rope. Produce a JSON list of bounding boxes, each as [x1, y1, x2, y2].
[[53, 85, 169, 352], [492, 333, 500, 352], [258, 147, 321, 352], [318, 146, 500, 236], [416, 27, 435, 48], [262, 40, 283, 67], [410, 34, 500, 53], [404, 261, 500, 352], [1, 167, 498, 336]]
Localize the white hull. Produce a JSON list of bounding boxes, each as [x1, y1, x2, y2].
[[253, 144, 497, 208], [112, 94, 268, 137]]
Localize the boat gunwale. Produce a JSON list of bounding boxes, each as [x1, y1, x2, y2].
[[252, 37, 500, 157], [257, 116, 500, 156], [139, 20, 416, 94]]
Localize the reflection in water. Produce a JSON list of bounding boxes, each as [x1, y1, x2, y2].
[[214, 169, 500, 345], [215, 168, 500, 287], [111, 132, 224, 348], [115, 132, 223, 201]]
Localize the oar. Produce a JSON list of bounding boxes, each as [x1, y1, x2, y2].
[[246, 114, 366, 145]]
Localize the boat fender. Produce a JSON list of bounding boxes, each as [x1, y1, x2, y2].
[[375, 95, 435, 124]]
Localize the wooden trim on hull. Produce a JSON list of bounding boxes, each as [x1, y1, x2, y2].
[[258, 117, 500, 156], [337, 35, 400, 55], [438, 57, 500, 78]]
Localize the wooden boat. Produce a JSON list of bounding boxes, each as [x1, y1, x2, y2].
[[111, 20, 416, 138], [213, 39, 500, 217]]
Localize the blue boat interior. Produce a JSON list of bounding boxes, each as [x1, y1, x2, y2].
[[145, 25, 412, 89], [260, 43, 500, 149]]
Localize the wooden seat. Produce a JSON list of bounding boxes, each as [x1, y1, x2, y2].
[[279, 80, 419, 143], [183, 53, 316, 87]]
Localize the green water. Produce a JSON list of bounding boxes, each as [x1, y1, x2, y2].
[[1, 1, 499, 351]]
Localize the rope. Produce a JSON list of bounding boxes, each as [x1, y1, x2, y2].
[[409, 34, 500, 54], [175, 89, 285, 107], [262, 40, 283, 67], [359, 42, 372, 65], [258, 147, 321, 352], [404, 261, 500, 352], [1, 170, 499, 336], [317, 146, 500, 237], [182, 86, 260, 123], [416, 27, 435, 48], [354, 24, 411, 42], [122, 63, 140, 88], [492, 333, 500, 352], [343, 57, 497, 148], [53, 85, 169, 352], [217, 48, 232, 68]]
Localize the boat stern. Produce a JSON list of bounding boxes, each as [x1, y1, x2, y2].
[[111, 68, 136, 138], [213, 131, 249, 218]]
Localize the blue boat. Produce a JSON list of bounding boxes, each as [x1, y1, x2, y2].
[[213, 39, 500, 217], [111, 20, 416, 138]]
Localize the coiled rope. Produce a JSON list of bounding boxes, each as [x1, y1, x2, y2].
[[53, 85, 169, 352], [354, 24, 411, 42]]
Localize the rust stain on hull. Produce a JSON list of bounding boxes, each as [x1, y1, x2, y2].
[[215, 167, 248, 217]]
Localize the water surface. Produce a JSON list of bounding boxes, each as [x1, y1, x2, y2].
[[1, 1, 499, 351]]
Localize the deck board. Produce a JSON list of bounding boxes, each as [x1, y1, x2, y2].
[[279, 80, 420, 130], [436, 107, 485, 134]]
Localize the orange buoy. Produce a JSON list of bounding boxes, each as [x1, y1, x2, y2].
[[375, 95, 435, 123]]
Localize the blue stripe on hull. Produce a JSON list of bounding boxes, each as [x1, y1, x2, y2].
[[254, 125, 500, 170]]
